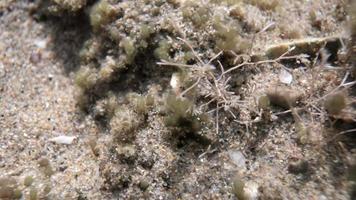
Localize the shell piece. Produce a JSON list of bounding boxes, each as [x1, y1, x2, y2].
[[34, 39, 47, 49], [279, 68, 293, 85], [0, 62, 5, 78], [170, 72, 180, 90], [228, 150, 246, 169], [49, 136, 77, 144]]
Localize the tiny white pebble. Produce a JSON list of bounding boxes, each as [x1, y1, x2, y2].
[[279, 68, 293, 85], [0, 62, 5, 78], [34, 39, 47, 49], [49, 136, 77, 144]]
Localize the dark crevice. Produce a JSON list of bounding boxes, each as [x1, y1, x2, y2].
[[31, 2, 93, 75]]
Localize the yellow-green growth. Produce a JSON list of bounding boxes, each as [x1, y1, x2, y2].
[[0, 177, 22, 199], [154, 40, 171, 60], [52, 0, 87, 12], [105, 93, 119, 118], [75, 67, 98, 90], [231, 174, 246, 200], [279, 24, 302, 39], [351, 0, 356, 37], [324, 92, 347, 115], [295, 122, 310, 145], [24, 176, 34, 187], [75, 89, 90, 111], [135, 97, 147, 113], [116, 144, 136, 160], [99, 64, 115, 81], [165, 95, 201, 132], [132, 94, 154, 115], [90, 0, 117, 32], [183, 51, 195, 63], [121, 37, 137, 64], [213, 16, 251, 53], [110, 106, 140, 143], [258, 95, 270, 110], [211, 0, 278, 10], [265, 43, 289, 59], [29, 187, 38, 200], [140, 24, 155, 40], [349, 1, 356, 78], [349, 162, 356, 197], [93, 93, 118, 119], [229, 4, 246, 20], [248, 0, 279, 11], [139, 179, 150, 191], [79, 39, 101, 64], [38, 158, 54, 177], [43, 184, 52, 195], [182, 2, 210, 27], [13, 188, 22, 199], [309, 10, 322, 30], [210, 0, 243, 5], [88, 137, 100, 156], [138, 24, 155, 49]]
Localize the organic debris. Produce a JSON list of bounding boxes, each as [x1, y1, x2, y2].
[[1, 0, 355, 199]]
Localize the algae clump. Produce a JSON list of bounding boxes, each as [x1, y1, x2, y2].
[[90, 0, 117, 32], [24, 176, 34, 187], [164, 94, 202, 133], [110, 106, 140, 143]]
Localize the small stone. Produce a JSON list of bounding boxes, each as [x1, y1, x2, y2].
[[139, 179, 149, 191], [49, 135, 77, 145], [30, 52, 42, 64], [279, 68, 293, 85], [0, 62, 5, 78], [38, 158, 50, 167], [34, 39, 47, 49], [48, 74, 53, 81], [228, 150, 246, 169]]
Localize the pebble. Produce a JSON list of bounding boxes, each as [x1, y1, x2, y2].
[[49, 135, 77, 144], [0, 62, 5, 78], [228, 150, 246, 169]]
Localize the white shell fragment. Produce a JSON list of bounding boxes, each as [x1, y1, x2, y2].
[[279, 68, 293, 85], [170, 72, 182, 94], [228, 150, 246, 169], [34, 39, 47, 49], [49, 136, 77, 144], [0, 62, 5, 78]]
